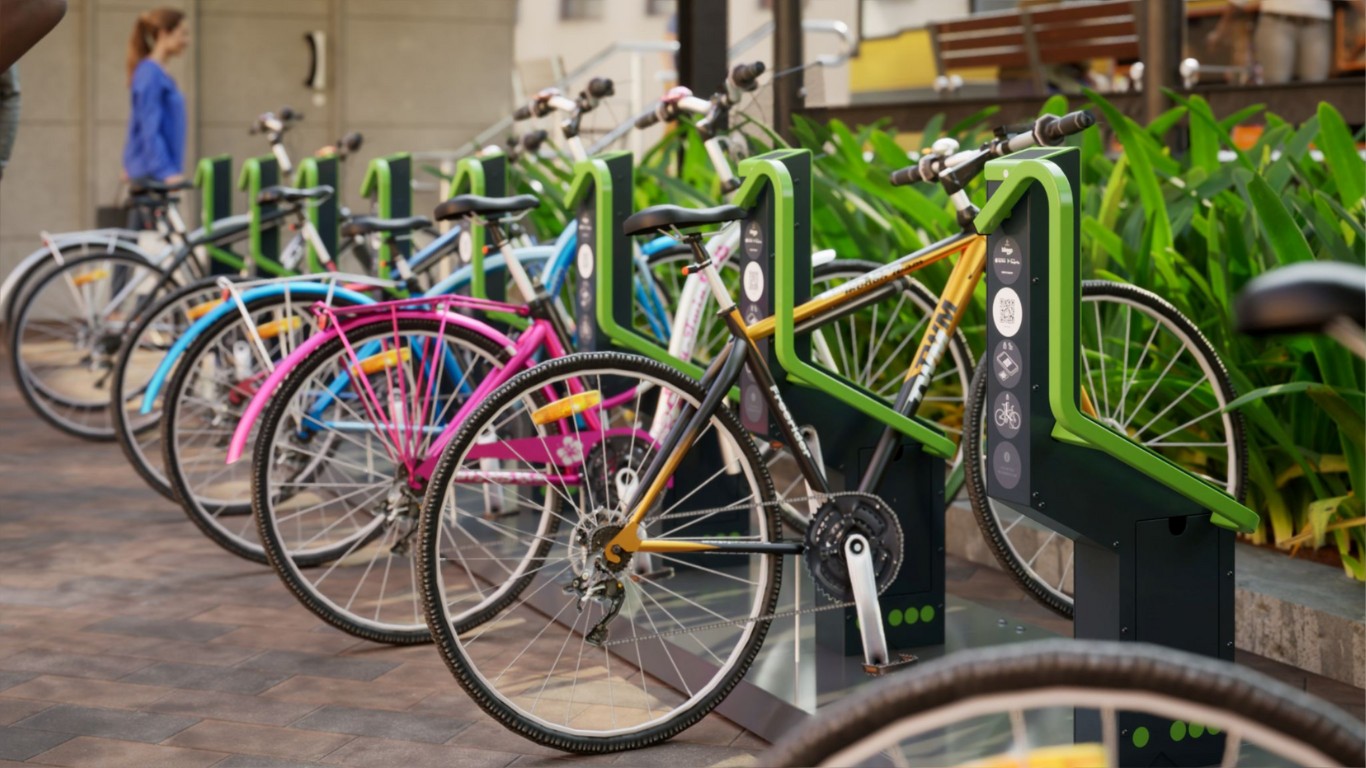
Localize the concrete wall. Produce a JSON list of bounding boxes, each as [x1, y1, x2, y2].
[[0, 0, 515, 275]]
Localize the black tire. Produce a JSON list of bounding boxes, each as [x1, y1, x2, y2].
[[763, 639, 1365, 767], [964, 280, 1248, 619], [418, 351, 783, 754], [10, 252, 170, 440], [160, 290, 362, 563], [3, 239, 151, 336], [111, 276, 238, 501], [253, 317, 514, 644]]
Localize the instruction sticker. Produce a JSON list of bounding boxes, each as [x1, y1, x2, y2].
[[993, 339, 1023, 389], [993, 391, 1022, 439], [743, 261, 765, 303], [991, 236, 1023, 285], [992, 441, 1023, 490], [992, 287, 1023, 337]]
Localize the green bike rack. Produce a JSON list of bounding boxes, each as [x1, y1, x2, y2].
[[451, 148, 509, 302], [237, 155, 288, 276], [294, 154, 340, 273], [193, 155, 245, 274], [975, 147, 1257, 767], [564, 149, 748, 552], [735, 148, 948, 657], [360, 153, 413, 273]]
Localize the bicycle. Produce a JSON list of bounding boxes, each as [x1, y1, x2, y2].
[[761, 639, 1365, 767], [8, 108, 377, 440]]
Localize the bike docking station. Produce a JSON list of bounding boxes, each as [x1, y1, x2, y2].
[[976, 147, 1259, 767], [193, 155, 245, 275], [295, 152, 340, 273], [450, 147, 523, 328], [238, 155, 289, 276], [730, 148, 951, 702], [360, 152, 414, 269], [565, 149, 753, 555]]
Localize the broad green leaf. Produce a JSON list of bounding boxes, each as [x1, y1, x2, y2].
[[1236, 169, 1315, 264], [1147, 106, 1188, 141], [1085, 89, 1172, 254], [1218, 103, 1266, 132], [945, 106, 999, 138], [1317, 102, 1366, 210], [1039, 94, 1068, 117]]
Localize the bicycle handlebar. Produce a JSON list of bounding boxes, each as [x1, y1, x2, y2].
[[586, 77, 614, 99], [730, 61, 765, 92], [889, 110, 1096, 190]]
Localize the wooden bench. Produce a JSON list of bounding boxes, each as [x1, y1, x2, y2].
[[928, 0, 1141, 95]]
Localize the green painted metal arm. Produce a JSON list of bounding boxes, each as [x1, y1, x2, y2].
[[194, 155, 245, 272], [974, 155, 1259, 533], [238, 156, 289, 276], [295, 156, 326, 273], [737, 150, 957, 460], [566, 154, 708, 381]]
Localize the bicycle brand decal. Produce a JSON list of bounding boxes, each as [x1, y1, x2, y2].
[[770, 385, 811, 460]]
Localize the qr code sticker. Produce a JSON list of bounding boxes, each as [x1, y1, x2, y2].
[[992, 287, 1023, 337]]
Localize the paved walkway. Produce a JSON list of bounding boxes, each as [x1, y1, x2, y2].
[[0, 368, 1359, 767]]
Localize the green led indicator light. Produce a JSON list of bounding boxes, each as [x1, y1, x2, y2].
[[905, 607, 918, 624], [888, 609, 903, 626], [1171, 721, 1187, 742], [1208, 726, 1221, 735], [920, 605, 936, 622], [1132, 727, 1149, 748]]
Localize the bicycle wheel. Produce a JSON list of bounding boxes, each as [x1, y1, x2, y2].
[[111, 277, 238, 501], [418, 352, 782, 753], [10, 252, 169, 439], [4, 239, 155, 334], [160, 291, 363, 562], [965, 281, 1247, 617], [763, 639, 1364, 767], [252, 316, 513, 643]]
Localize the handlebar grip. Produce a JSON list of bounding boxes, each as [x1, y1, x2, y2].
[[730, 61, 765, 91], [889, 166, 923, 187], [521, 129, 548, 152], [513, 104, 533, 121], [279, 107, 300, 121], [1045, 110, 1096, 141], [340, 132, 363, 153], [587, 77, 614, 99], [635, 109, 662, 130]]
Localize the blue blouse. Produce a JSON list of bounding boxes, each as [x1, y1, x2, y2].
[[123, 59, 185, 181]]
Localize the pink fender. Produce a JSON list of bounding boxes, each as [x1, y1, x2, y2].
[[225, 310, 518, 464]]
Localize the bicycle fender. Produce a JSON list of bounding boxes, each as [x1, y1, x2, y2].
[[138, 282, 376, 414]]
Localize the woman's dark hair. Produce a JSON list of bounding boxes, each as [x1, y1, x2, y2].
[[127, 8, 184, 85]]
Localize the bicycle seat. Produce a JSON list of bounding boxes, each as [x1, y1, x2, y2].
[[255, 185, 334, 206], [623, 204, 746, 236], [340, 216, 432, 238], [434, 194, 540, 222], [129, 178, 194, 195], [1235, 262, 1366, 336]]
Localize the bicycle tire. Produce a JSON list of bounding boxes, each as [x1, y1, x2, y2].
[[160, 290, 364, 563], [763, 639, 1364, 767], [9, 251, 170, 440], [964, 280, 1248, 618], [4, 239, 152, 334], [253, 316, 515, 644], [418, 351, 783, 753], [111, 276, 238, 501]]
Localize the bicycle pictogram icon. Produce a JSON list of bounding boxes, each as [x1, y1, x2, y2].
[[995, 398, 1021, 431]]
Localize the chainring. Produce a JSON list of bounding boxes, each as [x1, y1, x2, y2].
[[803, 493, 904, 602]]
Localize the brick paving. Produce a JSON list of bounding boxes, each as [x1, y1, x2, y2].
[[0, 367, 1361, 766]]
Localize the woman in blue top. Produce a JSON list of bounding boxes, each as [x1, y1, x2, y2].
[[123, 8, 189, 184]]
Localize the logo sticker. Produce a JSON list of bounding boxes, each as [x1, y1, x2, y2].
[[577, 243, 594, 279], [743, 261, 765, 303], [458, 230, 473, 263], [992, 287, 1023, 338]]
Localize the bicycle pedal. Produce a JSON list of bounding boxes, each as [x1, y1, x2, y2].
[[862, 652, 918, 677], [630, 567, 674, 582]]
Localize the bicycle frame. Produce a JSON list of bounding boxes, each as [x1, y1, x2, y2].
[[602, 230, 988, 561]]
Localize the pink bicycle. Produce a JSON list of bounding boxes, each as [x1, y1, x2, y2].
[[227, 193, 673, 643]]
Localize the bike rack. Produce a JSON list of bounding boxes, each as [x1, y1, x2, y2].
[[193, 155, 245, 275], [735, 149, 950, 659], [359, 153, 414, 269], [565, 149, 749, 548], [238, 155, 292, 277], [294, 154, 341, 273], [976, 147, 1258, 767], [450, 148, 509, 304]]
